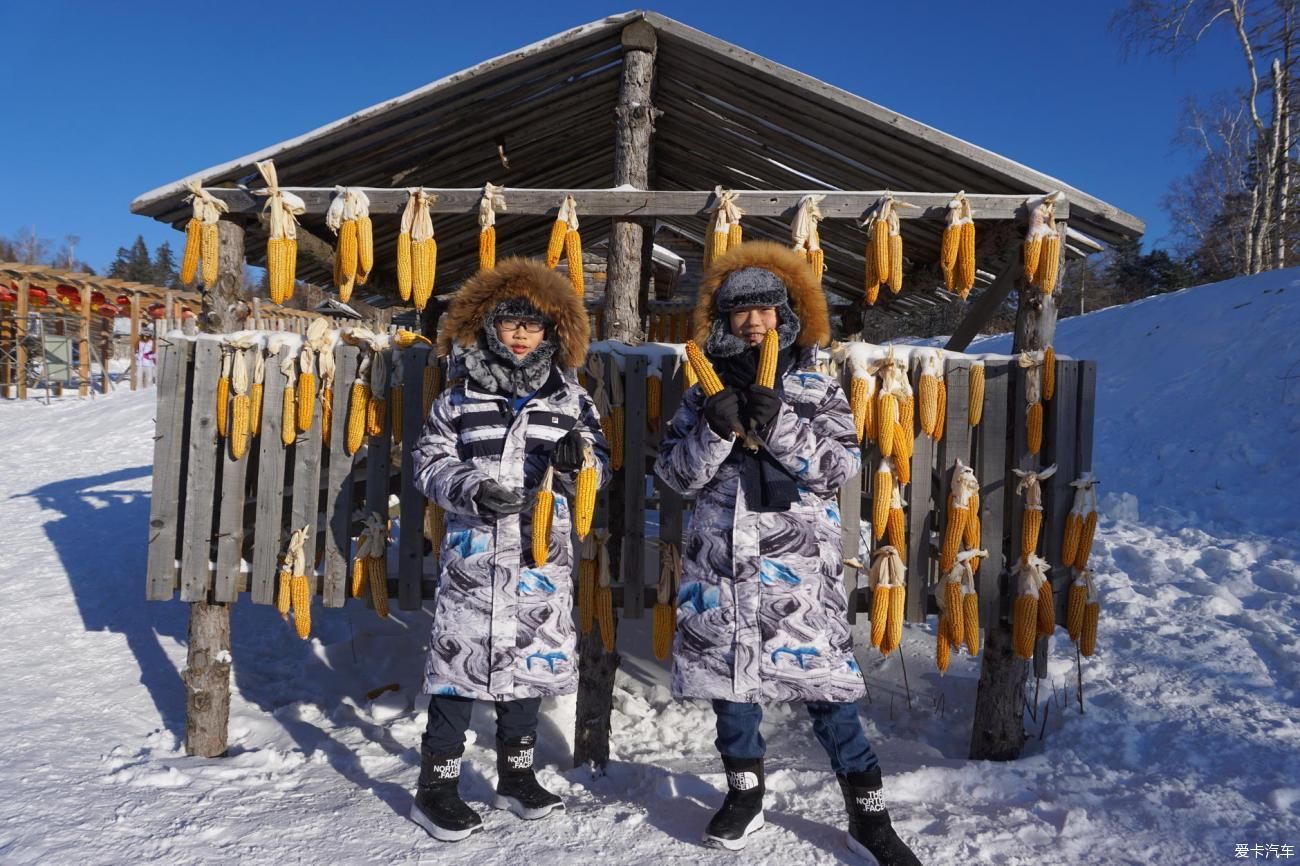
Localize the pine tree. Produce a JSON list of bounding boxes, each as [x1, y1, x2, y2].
[[152, 242, 179, 288]]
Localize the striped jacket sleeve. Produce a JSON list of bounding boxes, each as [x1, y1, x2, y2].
[[553, 389, 613, 498], [653, 386, 736, 495], [412, 391, 493, 516]]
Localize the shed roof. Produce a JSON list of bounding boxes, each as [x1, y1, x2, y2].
[[131, 10, 1143, 314]]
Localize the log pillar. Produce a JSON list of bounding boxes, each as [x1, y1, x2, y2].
[[15, 279, 29, 400]]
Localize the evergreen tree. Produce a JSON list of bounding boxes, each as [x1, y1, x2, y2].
[[152, 242, 179, 287]]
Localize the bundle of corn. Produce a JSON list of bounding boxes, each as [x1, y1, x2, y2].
[[227, 340, 258, 462], [847, 365, 875, 445], [280, 526, 313, 639], [594, 529, 616, 652], [1018, 351, 1046, 455], [868, 545, 907, 656], [181, 180, 230, 289], [791, 194, 827, 285], [254, 161, 303, 303], [250, 348, 266, 437], [297, 318, 331, 434], [868, 351, 908, 458], [704, 187, 745, 268], [968, 361, 986, 426], [396, 188, 438, 310], [1068, 568, 1101, 655], [886, 485, 907, 553], [1062, 472, 1099, 569], [941, 192, 976, 298], [366, 344, 390, 439], [532, 467, 555, 566], [216, 346, 233, 440], [573, 443, 598, 540], [918, 350, 944, 437], [1023, 193, 1062, 295], [939, 460, 980, 573], [424, 502, 445, 570], [872, 459, 894, 541], [478, 183, 507, 271], [1011, 555, 1050, 659], [269, 337, 297, 447], [647, 371, 662, 433], [1013, 465, 1057, 561], [578, 534, 598, 634], [652, 542, 681, 661], [326, 187, 371, 302], [935, 566, 965, 673], [345, 353, 371, 456], [356, 513, 391, 619], [862, 197, 895, 304], [545, 195, 585, 296]]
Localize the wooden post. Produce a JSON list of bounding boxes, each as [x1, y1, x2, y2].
[[184, 219, 249, 759], [79, 285, 91, 397], [129, 292, 141, 390], [969, 218, 1066, 762], [602, 20, 657, 343], [15, 279, 29, 401]]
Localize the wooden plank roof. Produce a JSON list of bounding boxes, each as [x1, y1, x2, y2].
[[130, 10, 1143, 315]]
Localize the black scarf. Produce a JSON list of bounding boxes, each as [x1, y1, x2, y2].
[[710, 344, 800, 513]]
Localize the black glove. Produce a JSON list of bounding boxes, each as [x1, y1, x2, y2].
[[744, 385, 783, 433], [702, 388, 743, 438], [552, 430, 586, 472], [473, 480, 528, 516]]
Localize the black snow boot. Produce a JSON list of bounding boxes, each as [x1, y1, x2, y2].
[[493, 734, 564, 820], [410, 750, 484, 842], [703, 756, 765, 850], [838, 767, 923, 865]]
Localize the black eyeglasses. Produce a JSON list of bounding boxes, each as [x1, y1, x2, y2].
[[495, 318, 545, 334]]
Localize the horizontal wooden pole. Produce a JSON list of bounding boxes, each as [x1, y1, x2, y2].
[[205, 187, 1067, 221]]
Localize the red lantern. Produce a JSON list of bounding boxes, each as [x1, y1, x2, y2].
[[115, 294, 131, 307], [0, 287, 15, 304], [147, 302, 166, 319], [55, 284, 80, 303], [27, 287, 49, 305], [91, 291, 106, 306], [97, 303, 120, 318]]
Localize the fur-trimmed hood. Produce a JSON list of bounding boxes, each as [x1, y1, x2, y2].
[[438, 257, 589, 370], [693, 240, 831, 350]]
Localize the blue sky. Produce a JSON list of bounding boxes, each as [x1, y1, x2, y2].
[[2, 1, 1243, 273]]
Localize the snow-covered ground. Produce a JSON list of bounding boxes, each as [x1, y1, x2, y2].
[[0, 272, 1296, 865]]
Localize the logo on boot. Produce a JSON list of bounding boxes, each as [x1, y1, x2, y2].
[[855, 791, 887, 813], [431, 759, 460, 780], [506, 748, 534, 770], [727, 771, 760, 791]]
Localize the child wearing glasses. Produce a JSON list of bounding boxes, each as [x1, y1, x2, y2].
[[409, 258, 610, 842]]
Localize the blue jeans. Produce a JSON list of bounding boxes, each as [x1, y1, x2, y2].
[[712, 699, 879, 775]]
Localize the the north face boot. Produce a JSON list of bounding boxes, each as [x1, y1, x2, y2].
[[837, 767, 923, 865], [409, 750, 484, 842], [493, 734, 564, 820], [703, 756, 765, 850]]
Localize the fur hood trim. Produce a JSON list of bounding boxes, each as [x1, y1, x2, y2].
[[438, 257, 589, 369], [693, 241, 830, 349]]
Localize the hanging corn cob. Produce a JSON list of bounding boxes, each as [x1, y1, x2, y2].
[[574, 443, 598, 540], [862, 197, 893, 304], [578, 534, 598, 634], [933, 375, 948, 442], [936, 565, 965, 665], [216, 346, 232, 439], [563, 199, 585, 297], [848, 366, 874, 445], [595, 530, 616, 652], [280, 527, 312, 638], [1018, 351, 1046, 455], [918, 351, 943, 437], [181, 180, 230, 289], [958, 550, 985, 655], [963, 487, 982, 549], [1066, 569, 1087, 643], [1012, 555, 1050, 659], [886, 206, 905, 295], [254, 161, 303, 304], [1070, 473, 1100, 569], [532, 467, 555, 566], [326, 188, 369, 303], [1043, 345, 1056, 401], [968, 360, 986, 426], [940, 460, 980, 573], [250, 347, 266, 438], [478, 183, 506, 271], [869, 545, 908, 656], [345, 353, 370, 456], [1014, 465, 1057, 561], [956, 196, 977, 297], [704, 187, 744, 268], [653, 542, 681, 661], [647, 371, 662, 433], [1062, 473, 1095, 567], [872, 459, 894, 541], [269, 337, 297, 447], [887, 486, 907, 553], [791, 194, 827, 286], [298, 318, 330, 434], [545, 198, 568, 268], [1073, 569, 1101, 656], [1024, 193, 1063, 295], [939, 192, 965, 292], [868, 351, 907, 458], [396, 188, 438, 311], [357, 513, 390, 619], [228, 344, 254, 461]]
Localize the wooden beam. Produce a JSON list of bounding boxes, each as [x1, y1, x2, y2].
[[200, 187, 1066, 221], [79, 286, 91, 397], [129, 292, 141, 391], [15, 279, 29, 400]]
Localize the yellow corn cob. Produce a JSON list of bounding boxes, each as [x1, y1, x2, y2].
[[356, 215, 373, 284], [368, 557, 390, 619], [727, 222, 743, 250], [872, 464, 893, 540], [338, 218, 358, 283], [596, 585, 615, 651], [919, 374, 939, 436], [1013, 594, 1038, 659], [940, 498, 969, 573], [708, 227, 728, 266], [1037, 578, 1055, 635], [936, 628, 951, 674], [546, 219, 567, 268], [609, 406, 625, 470], [865, 273, 881, 305], [958, 220, 976, 296], [351, 555, 365, 598], [201, 221, 219, 287], [652, 602, 674, 661], [532, 469, 554, 566], [479, 226, 496, 271], [1061, 513, 1083, 568], [884, 584, 906, 655], [888, 233, 904, 295], [868, 219, 890, 289], [963, 511, 982, 549], [413, 238, 437, 312], [887, 506, 906, 553], [565, 230, 584, 296], [869, 584, 889, 648], [285, 237, 298, 301], [216, 374, 230, 439], [1023, 237, 1042, 285], [277, 569, 292, 618], [250, 381, 264, 438], [877, 393, 898, 457], [390, 387, 404, 444], [367, 395, 387, 438], [1075, 512, 1097, 569], [267, 236, 293, 304], [321, 386, 333, 449], [1038, 234, 1060, 295], [850, 378, 870, 443], [683, 357, 698, 390], [181, 218, 201, 285], [1043, 346, 1056, 401], [346, 381, 368, 455], [281, 385, 296, 447], [574, 468, 597, 541], [291, 573, 311, 639], [396, 232, 413, 301], [1027, 400, 1043, 455], [899, 393, 914, 439], [1067, 581, 1087, 642], [756, 329, 778, 389], [940, 222, 961, 275], [685, 341, 724, 396], [297, 371, 316, 433], [895, 416, 914, 461], [1022, 508, 1043, 560], [933, 379, 947, 442], [230, 394, 251, 460], [945, 579, 964, 640], [963, 591, 980, 654], [579, 559, 596, 634], [1080, 601, 1100, 656], [969, 364, 985, 426], [809, 248, 824, 284], [647, 376, 662, 432], [893, 443, 911, 485]]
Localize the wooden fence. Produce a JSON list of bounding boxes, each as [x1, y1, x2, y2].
[[145, 333, 1093, 674]]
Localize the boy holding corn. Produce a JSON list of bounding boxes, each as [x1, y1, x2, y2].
[[410, 258, 610, 843], [655, 242, 922, 865]]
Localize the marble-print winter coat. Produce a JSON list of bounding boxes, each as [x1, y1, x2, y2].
[[413, 258, 610, 701], [655, 241, 867, 704]]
